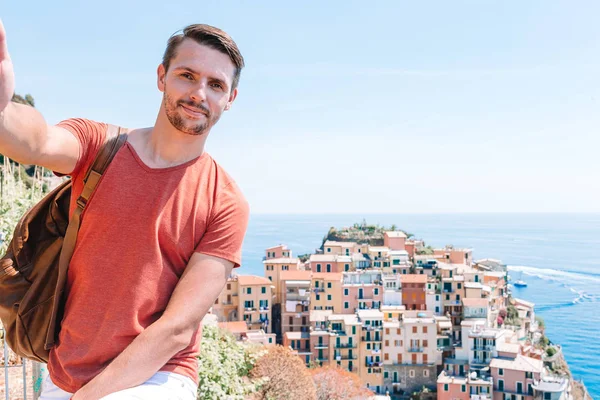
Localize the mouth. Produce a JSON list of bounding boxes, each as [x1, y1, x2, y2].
[[180, 104, 208, 119]]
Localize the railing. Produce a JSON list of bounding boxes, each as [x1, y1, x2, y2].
[[471, 344, 495, 351], [361, 336, 382, 342], [361, 325, 383, 331], [2, 325, 45, 399], [314, 344, 329, 349], [334, 343, 357, 349], [335, 355, 358, 360], [356, 295, 374, 300], [312, 288, 325, 293], [408, 347, 424, 353], [365, 361, 383, 367]]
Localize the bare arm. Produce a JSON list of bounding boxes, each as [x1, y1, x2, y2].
[[0, 19, 79, 175], [72, 253, 234, 399]]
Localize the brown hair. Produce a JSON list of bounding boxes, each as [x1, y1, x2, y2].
[[162, 24, 245, 91]]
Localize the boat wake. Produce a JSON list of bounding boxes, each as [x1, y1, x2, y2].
[[508, 265, 598, 310]]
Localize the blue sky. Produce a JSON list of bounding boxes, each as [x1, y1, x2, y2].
[[4, 1, 599, 213]]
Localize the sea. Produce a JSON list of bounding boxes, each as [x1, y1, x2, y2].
[[238, 213, 599, 398]]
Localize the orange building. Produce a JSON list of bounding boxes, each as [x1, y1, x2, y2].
[[401, 274, 428, 310], [237, 275, 274, 333]]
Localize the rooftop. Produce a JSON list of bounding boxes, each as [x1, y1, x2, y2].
[[309, 254, 338, 262], [310, 310, 334, 322], [324, 240, 356, 248], [313, 272, 343, 281], [385, 231, 408, 238], [280, 270, 312, 281], [328, 314, 360, 325], [266, 244, 289, 251], [368, 246, 390, 252], [490, 355, 544, 373], [263, 257, 299, 264], [357, 309, 384, 319], [401, 274, 428, 284], [513, 297, 535, 309], [462, 298, 489, 307], [285, 331, 311, 340], [464, 282, 484, 289], [218, 321, 248, 334], [237, 275, 273, 286]]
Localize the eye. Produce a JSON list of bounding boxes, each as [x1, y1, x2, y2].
[[180, 73, 194, 80], [210, 82, 224, 90]]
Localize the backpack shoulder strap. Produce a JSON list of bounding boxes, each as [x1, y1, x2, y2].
[[77, 124, 128, 210], [45, 124, 127, 350]]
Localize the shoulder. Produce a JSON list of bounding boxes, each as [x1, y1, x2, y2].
[[204, 155, 249, 213]]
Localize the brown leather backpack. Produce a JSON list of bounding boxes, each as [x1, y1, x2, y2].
[[0, 125, 127, 363]]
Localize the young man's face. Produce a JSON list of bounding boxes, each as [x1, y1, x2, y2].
[[158, 39, 238, 136]]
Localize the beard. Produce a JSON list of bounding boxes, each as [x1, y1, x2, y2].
[[163, 92, 220, 136]]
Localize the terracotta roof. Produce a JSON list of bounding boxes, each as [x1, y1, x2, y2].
[[237, 275, 272, 286], [218, 321, 248, 334], [266, 244, 288, 250], [312, 272, 343, 281], [280, 270, 312, 281], [462, 298, 489, 307], [400, 274, 428, 284]]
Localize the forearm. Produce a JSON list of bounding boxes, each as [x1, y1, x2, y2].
[[73, 318, 193, 400], [0, 101, 49, 164]]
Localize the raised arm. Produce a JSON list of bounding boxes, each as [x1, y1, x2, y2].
[[0, 19, 79, 175]]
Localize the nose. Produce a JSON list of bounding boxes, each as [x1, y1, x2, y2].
[[189, 81, 207, 104]]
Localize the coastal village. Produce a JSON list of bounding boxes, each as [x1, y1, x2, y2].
[[208, 226, 577, 400]]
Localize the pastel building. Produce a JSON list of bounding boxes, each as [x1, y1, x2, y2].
[[263, 256, 301, 304], [323, 240, 357, 256], [311, 272, 343, 313], [388, 250, 410, 274], [382, 273, 402, 306], [357, 309, 385, 395], [381, 310, 438, 396], [246, 330, 276, 346], [281, 270, 312, 334], [368, 246, 391, 270], [329, 314, 362, 373], [213, 276, 240, 322], [490, 355, 544, 400], [462, 297, 489, 320], [437, 371, 493, 400], [384, 231, 407, 251], [342, 271, 383, 313], [442, 275, 466, 330], [265, 244, 292, 260], [401, 274, 428, 310], [284, 331, 312, 364], [434, 247, 474, 266], [238, 275, 274, 333]]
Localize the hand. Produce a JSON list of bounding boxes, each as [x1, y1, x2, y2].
[[0, 19, 15, 112]]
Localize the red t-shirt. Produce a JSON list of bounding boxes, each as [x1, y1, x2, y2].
[[47, 118, 249, 393]]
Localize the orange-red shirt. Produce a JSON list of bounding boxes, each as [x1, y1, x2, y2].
[[48, 118, 249, 393]]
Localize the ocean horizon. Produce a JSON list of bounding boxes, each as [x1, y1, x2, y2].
[[238, 212, 599, 398]]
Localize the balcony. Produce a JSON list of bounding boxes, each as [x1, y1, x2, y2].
[[495, 388, 531, 397], [287, 294, 310, 301], [365, 361, 383, 368], [408, 347, 424, 353], [471, 358, 492, 365], [372, 348, 381, 355], [314, 344, 329, 349], [335, 343, 357, 349], [221, 301, 234, 306], [313, 288, 325, 293], [361, 336, 382, 342], [335, 355, 358, 360], [471, 344, 495, 351], [356, 295, 375, 300], [362, 325, 383, 331], [259, 306, 270, 312], [244, 307, 257, 313]]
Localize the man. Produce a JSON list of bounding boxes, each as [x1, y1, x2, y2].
[[0, 20, 249, 399]]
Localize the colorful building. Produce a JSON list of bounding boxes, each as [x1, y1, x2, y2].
[[281, 270, 312, 335], [237, 275, 274, 333], [401, 274, 428, 310]]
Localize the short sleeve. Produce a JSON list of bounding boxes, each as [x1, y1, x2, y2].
[[54, 118, 108, 179], [195, 182, 250, 268]]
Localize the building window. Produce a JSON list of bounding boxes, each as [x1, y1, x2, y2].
[[227, 283, 231, 290], [327, 295, 332, 301], [409, 370, 415, 378], [261, 287, 266, 294], [328, 282, 332, 289], [461, 385, 466, 392], [344, 288, 349, 296], [316, 294, 320, 301], [345, 264, 350, 271], [544, 393, 551, 400], [352, 326, 356, 334], [423, 370, 429, 377], [327, 248, 331, 253], [367, 343, 371, 350], [247, 288, 252, 294], [412, 327, 417, 334], [423, 326, 428, 334], [444, 384, 449, 392], [458, 283, 462, 289], [499, 368, 504, 376], [374, 288, 379, 295], [344, 302, 349, 309], [317, 264, 321, 272], [268, 276, 272, 281]]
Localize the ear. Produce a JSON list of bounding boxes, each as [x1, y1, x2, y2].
[[224, 88, 238, 111], [157, 64, 166, 92]]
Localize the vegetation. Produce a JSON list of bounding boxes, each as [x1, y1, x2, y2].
[[310, 365, 372, 400], [197, 325, 266, 399], [415, 245, 434, 255], [321, 219, 413, 248], [546, 347, 557, 357], [297, 253, 311, 263], [249, 345, 317, 400]]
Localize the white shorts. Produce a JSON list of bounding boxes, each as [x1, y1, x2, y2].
[[40, 371, 198, 400]]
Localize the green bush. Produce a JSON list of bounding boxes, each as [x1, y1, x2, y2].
[[546, 347, 557, 357]]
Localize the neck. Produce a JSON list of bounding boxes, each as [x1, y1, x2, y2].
[[134, 113, 209, 169]]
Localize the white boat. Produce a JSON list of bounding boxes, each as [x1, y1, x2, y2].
[[513, 280, 527, 287]]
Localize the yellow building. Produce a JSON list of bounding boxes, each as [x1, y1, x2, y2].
[[323, 240, 357, 256], [237, 275, 275, 333], [265, 244, 292, 259], [328, 314, 361, 374], [213, 276, 240, 322], [357, 309, 384, 394], [311, 272, 343, 313], [368, 246, 391, 270], [263, 256, 301, 304]]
